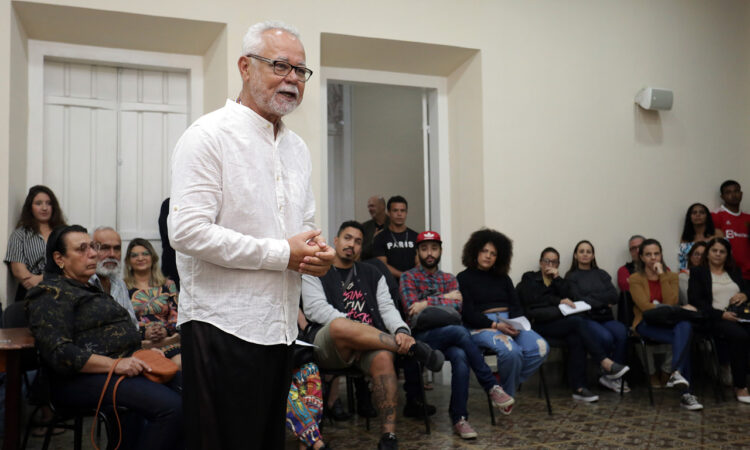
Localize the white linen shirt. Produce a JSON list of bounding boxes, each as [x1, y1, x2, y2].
[[169, 99, 316, 346]]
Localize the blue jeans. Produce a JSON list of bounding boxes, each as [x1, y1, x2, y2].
[[585, 319, 627, 364], [636, 320, 693, 386], [471, 313, 548, 396], [52, 373, 183, 450], [415, 324, 497, 423]]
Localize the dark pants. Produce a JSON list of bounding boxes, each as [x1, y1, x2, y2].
[[713, 319, 750, 389], [415, 325, 496, 424], [52, 373, 183, 450], [181, 321, 293, 450], [534, 316, 606, 390]]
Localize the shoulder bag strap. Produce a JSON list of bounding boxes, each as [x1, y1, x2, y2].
[[91, 358, 125, 450]]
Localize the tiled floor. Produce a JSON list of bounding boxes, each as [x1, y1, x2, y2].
[[287, 374, 750, 450], [13, 370, 750, 449]]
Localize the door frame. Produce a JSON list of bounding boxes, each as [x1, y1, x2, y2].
[[27, 39, 203, 187], [320, 67, 452, 272]]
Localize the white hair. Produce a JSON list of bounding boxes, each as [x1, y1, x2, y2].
[[242, 20, 302, 56], [94, 226, 117, 234]]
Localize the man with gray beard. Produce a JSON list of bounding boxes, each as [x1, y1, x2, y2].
[[89, 226, 138, 328]]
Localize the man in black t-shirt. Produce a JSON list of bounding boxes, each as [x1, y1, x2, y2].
[[373, 195, 419, 284]]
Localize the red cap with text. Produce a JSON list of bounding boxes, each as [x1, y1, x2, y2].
[[416, 230, 442, 245]]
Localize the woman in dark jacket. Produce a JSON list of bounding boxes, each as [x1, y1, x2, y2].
[[518, 247, 629, 402], [26, 225, 183, 450], [565, 240, 628, 386], [688, 237, 750, 403]]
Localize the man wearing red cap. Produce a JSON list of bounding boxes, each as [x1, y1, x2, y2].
[[400, 231, 514, 440]]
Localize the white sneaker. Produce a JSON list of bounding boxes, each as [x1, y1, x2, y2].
[[680, 393, 703, 411], [666, 370, 689, 389], [598, 376, 630, 393]]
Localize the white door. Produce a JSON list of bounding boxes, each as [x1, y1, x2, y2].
[[42, 59, 189, 242]]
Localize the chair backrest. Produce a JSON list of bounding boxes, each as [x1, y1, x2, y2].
[[3, 301, 28, 328], [616, 291, 634, 328]]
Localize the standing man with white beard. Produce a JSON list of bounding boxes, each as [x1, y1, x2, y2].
[[169, 21, 335, 449], [89, 226, 138, 328]]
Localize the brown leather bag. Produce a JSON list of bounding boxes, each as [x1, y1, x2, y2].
[[90, 351, 178, 449], [132, 349, 179, 383]]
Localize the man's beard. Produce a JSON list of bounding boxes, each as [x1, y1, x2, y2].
[[419, 255, 441, 270], [96, 258, 121, 279], [249, 77, 300, 118]]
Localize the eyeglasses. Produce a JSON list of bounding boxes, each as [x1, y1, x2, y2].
[[245, 54, 313, 82], [72, 242, 101, 253], [129, 251, 152, 259], [98, 244, 121, 253], [540, 258, 559, 267]]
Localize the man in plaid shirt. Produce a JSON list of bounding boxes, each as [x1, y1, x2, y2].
[[399, 231, 515, 440]]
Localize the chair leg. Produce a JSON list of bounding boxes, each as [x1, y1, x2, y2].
[[73, 415, 83, 450], [415, 363, 430, 434], [41, 415, 56, 450], [638, 340, 654, 406], [486, 391, 496, 426], [706, 336, 725, 403], [345, 376, 355, 414], [539, 364, 552, 416], [21, 405, 42, 450]]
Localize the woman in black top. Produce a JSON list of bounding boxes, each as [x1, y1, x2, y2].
[[26, 225, 183, 450], [688, 238, 750, 403], [517, 247, 629, 402], [457, 228, 547, 402]]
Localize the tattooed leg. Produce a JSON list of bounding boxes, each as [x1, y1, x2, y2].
[[329, 318, 401, 361], [370, 352, 398, 433]]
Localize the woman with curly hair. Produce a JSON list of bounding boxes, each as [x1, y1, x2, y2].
[[4, 185, 67, 301], [124, 238, 181, 367], [456, 229, 548, 409], [678, 203, 723, 271], [565, 240, 629, 392]]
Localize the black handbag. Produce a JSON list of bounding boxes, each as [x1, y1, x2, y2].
[[642, 305, 702, 327], [411, 305, 462, 332], [727, 302, 750, 320]]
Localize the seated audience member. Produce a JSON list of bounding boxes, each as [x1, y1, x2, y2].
[[689, 237, 750, 403], [361, 196, 389, 261], [457, 229, 548, 399], [401, 230, 513, 440], [565, 240, 628, 388], [372, 196, 419, 283], [302, 221, 444, 450], [631, 239, 703, 411], [26, 225, 183, 450], [4, 185, 66, 302], [517, 247, 629, 401], [90, 227, 138, 328], [679, 242, 707, 304], [124, 238, 181, 367], [616, 235, 644, 294], [712, 180, 750, 283], [678, 203, 723, 271], [287, 311, 329, 450]]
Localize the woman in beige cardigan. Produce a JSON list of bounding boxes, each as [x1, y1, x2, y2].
[[629, 238, 703, 411]]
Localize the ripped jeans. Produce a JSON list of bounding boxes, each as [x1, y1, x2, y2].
[[471, 312, 548, 396]]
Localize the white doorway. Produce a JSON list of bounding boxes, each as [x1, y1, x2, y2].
[[326, 81, 439, 239], [28, 40, 202, 250]]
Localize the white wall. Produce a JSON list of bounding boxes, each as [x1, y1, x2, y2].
[[351, 83, 425, 233], [2, 0, 750, 305]]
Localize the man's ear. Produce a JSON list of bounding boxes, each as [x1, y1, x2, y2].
[[238, 56, 251, 82], [53, 251, 64, 268]]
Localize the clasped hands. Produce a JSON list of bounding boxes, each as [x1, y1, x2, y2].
[[287, 230, 335, 277]]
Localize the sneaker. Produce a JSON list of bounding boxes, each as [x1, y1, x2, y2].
[[325, 398, 352, 421], [666, 370, 689, 389], [500, 403, 514, 415], [453, 417, 478, 439], [402, 398, 437, 418], [598, 376, 630, 393], [572, 387, 599, 402], [602, 362, 630, 379], [378, 432, 398, 450], [408, 342, 445, 372], [488, 385, 515, 409], [680, 393, 703, 411]]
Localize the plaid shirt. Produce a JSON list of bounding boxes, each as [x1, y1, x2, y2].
[[400, 266, 461, 312]]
